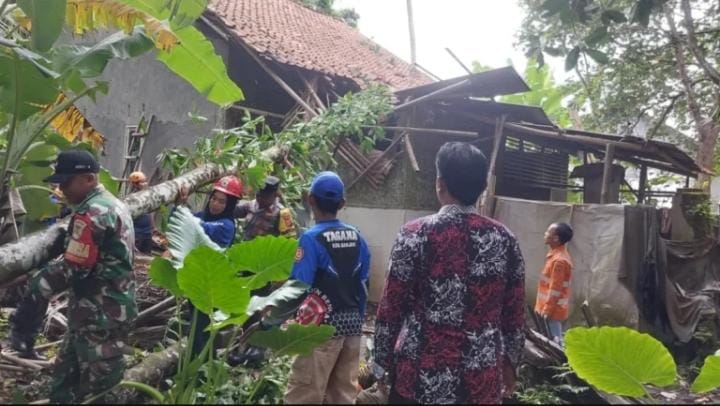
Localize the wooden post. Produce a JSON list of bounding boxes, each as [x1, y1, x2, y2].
[[638, 165, 648, 204], [404, 133, 420, 172], [600, 144, 615, 204], [480, 115, 507, 216]]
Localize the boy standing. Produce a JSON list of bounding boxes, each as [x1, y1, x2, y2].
[[284, 171, 371, 404]]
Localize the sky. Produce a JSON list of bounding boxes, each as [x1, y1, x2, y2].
[[334, 0, 568, 81]]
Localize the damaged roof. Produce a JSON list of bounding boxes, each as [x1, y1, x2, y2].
[[207, 0, 433, 90]]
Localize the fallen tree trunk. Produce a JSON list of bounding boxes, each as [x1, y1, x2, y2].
[[0, 145, 287, 284], [123, 341, 182, 385]]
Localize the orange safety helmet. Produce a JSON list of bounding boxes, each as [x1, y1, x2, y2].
[[129, 171, 147, 184], [213, 175, 243, 198]]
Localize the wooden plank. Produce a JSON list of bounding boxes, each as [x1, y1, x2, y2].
[[481, 115, 507, 216], [404, 133, 420, 172], [600, 144, 616, 204], [638, 165, 648, 204], [229, 105, 285, 119], [301, 75, 326, 112], [362, 125, 484, 139], [393, 79, 471, 113], [347, 134, 406, 191]]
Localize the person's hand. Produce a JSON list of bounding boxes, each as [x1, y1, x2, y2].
[[177, 185, 189, 205]]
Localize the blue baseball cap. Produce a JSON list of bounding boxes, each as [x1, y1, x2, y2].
[[310, 171, 344, 202]]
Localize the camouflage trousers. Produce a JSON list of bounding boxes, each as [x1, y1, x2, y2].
[[50, 328, 128, 404], [20, 267, 130, 403]]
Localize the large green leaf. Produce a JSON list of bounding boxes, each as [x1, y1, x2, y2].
[[246, 279, 309, 316], [52, 27, 154, 79], [227, 236, 298, 290], [565, 327, 677, 397], [630, 0, 655, 27], [248, 324, 335, 357], [17, 0, 67, 52], [99, 168, 120, 196], [0, 53, 59, 120], [156, 25, 244, 107], [692, 355, 720, 394], [166, 206, 222, 268], [565, 46, 580, 72], [177, 245, 250, 316], [18, 164, 57, 221], [586, 49, 610, 65], [601, 10, 628, 25], [149, 257, 183, 297]]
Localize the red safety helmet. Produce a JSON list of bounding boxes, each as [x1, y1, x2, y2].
[[213, 176, 243, 198]]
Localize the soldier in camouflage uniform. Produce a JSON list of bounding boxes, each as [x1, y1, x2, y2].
[[8, 150, 136, 404], [229, 176, 296, 367], [234, 175, 297, 241]]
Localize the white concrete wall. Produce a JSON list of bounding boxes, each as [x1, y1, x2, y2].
[[712, 177, 720, 214], [339, 207, 434, 303]]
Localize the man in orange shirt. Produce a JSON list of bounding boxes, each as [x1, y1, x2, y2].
[[535, 222, 574, 347]]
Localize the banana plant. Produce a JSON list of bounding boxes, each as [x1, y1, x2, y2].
[[0, 0, 244, 238]]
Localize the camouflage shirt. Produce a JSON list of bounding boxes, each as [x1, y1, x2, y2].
[[51, 185, 137, 331], [235, 199, 297, 241]]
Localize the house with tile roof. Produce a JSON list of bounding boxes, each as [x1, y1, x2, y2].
[[72, 0, 431, 179]]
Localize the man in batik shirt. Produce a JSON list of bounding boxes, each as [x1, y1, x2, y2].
[[374, 142, 526, 404]]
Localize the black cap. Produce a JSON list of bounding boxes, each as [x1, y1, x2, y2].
[[44, 150, 100, 184], [259, 176, 280, 194]]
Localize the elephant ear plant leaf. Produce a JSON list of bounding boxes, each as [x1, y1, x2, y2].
[[166, 206, 222, 268], [565, 326, 677, 398], [692, 354, 720, 394], [139, 234, 333, 403]]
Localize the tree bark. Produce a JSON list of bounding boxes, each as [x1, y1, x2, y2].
[[123, 341, 181, 386], [0, 145, 289, 284], [665, 5, 720, 185]]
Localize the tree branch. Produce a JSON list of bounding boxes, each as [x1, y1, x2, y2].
[[680, 0, 720, 86], [648, 93, 684, 140]]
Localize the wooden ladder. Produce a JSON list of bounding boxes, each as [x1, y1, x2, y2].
[[121, 115, 154, 196]]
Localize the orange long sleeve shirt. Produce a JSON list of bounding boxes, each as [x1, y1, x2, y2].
[[534, 245, 573, 321]]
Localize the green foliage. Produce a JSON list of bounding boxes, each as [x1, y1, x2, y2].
[[516, 384, 568, 404], [149, 257, 182, 297], [160, 85, 393, 209], [249, 323, 335, 357], [166, 206, 222, 268], [17, 0, 66, 52], [498, 57, 576, 128], [692, 355, 720, 394], [299, 0, 359, 27], [178, 246, 250, 317], [156, 25, 244, 107], [98, 167, 119, 196], [565, 326, 677, 398], [141, 236, 333, 404], [228, 236, 298, 290], [216, 355, 293, 404]]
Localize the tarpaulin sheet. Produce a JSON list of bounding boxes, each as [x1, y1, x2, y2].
[[493, 197, 639, 328], [663, 239, 720, 343]]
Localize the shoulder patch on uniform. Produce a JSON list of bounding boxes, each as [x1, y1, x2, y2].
[[294, 247, 304, 262]]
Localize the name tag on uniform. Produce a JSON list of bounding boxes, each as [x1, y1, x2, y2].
[[65, 214, 99, 268]]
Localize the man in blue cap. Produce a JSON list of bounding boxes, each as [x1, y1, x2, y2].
[[284, 171, 371, 404]]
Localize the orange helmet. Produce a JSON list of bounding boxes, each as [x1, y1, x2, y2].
[[213, 176, 243, 198], [129, 171, 147, 184]]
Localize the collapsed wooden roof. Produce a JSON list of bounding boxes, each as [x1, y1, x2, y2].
[[392, 67, 704, 177]]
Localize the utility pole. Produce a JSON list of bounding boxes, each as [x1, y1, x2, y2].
[[406, 0, 417, 65]]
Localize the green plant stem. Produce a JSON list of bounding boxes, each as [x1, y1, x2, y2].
[[246, 371, 266, 403], [1, 55, 21, 197], [641, 384, 656, 403]]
